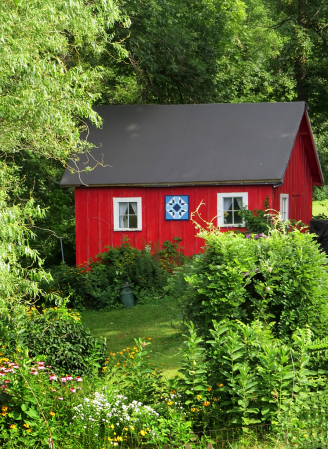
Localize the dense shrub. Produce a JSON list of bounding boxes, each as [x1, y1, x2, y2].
[[175, 321, 328, 428], [183, 223, 328, 342], [47, 238, 186, 310], [0, 306, 107, 376]]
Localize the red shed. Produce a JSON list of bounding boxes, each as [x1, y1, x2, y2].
[[60, 102, 323, 264]]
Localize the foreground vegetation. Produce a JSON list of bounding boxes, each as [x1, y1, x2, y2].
[[2, 220, 328, 447]]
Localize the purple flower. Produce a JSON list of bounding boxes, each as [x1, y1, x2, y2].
[[246, 234, 251, 238], [254, 235, 259, 240]]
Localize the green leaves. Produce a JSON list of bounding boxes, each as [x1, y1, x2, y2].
[[184, 224, 328, 343]]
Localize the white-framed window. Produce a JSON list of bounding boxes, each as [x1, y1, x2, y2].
[[217, 192, 248, 227], [280, 194, 289, 222], [113, 197, 142, 231]]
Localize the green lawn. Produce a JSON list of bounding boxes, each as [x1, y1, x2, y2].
[[313, 200, 328, 216], [81, 299, 184, 378]]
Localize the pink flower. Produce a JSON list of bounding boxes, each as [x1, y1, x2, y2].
[[58, 397, 64, 400], [60, 377, 67, 383], [70, 388, 76, 393], [0, 373, 5, 377], [46, 365, 52, 368], [76, 387, 82, 390], [51, 389, 56, 392], [29, 371, 38, 376], [1, 385, 7, 389], [4, 380, 10, 383], [75, 377, 83, 382], [37, 366, 45, 370], [38, 362, 45, 366], [49, 375, 57, 381], [66, 376, 73, 381]]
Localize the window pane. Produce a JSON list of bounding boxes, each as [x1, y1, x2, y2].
[[129, 215, 138, 229], [234, 197, 243, 210], [119, 214, 129, 228], [223, 197, 233, 211], [234, 211, 243, 224], [119, 202, 128, 215], [224, 211, 233, 224], [129, 202, 137, 214]]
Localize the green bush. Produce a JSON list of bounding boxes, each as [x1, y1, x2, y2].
[[0, 306, 107, 376], [47, 238, 186, 310], [183, 223, 328, 342], [175, 321, 328, 428]]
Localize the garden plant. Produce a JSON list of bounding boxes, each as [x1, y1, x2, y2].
[[3, 217, 328, 447]]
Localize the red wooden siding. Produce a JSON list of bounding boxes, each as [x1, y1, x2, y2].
[[75, 185, 272, 264], [273, 117, 313, 224]]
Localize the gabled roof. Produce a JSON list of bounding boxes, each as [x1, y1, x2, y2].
[[60, 102, 323, 187]]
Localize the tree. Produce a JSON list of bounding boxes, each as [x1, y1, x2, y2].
[[0, 0, 128, 304]]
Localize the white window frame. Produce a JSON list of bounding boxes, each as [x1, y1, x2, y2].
[[280, 194, 289, 222], [113, 197, 142, 231], [217, 192, 248, 227]]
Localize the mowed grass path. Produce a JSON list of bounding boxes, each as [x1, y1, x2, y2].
[[81, 299, 184, 377]]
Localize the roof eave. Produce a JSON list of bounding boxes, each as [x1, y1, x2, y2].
[[60, 179, 281, 188]]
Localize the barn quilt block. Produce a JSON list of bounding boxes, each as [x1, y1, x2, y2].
[[165, 195, 189, 220]]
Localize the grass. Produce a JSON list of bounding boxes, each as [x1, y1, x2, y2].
[[81, 299, 185, 378], [313, 199, 328, 216]]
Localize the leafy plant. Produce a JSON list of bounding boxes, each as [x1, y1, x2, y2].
[[183, 217, 328, 342], [0, 306, 107, 377], [46, 238, 187, 310], [241, 196, 271, 235]]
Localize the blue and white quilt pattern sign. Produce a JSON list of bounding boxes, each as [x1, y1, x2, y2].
[[165, 195, 189, 220]]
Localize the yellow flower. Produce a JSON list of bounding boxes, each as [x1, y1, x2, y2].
[[197, 395, 202, 400], [117, 436, 123, 442], [139, 430, 146, 436], [50, 411, 55, 417], [207, 387, 212, 392], [191, 407, 196, 412], [213, 397, 217, 402], [203, 401, 210, 407], [130, 426, 135, 430], [167, 401, 173, 406], [109, 424, 115, 429], [27, 429, 32, 433], [218, 383, 224, 387], [10, 424, 16, 429], [2, 406, 8, 412], [123, 427, 128, 431], [23, 423, 30, 428], [148, 338, 152, 340]]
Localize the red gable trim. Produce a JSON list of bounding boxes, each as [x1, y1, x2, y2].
[[302, 111, 324, 185]]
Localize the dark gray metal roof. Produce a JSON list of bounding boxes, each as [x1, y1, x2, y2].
[[60, 102, 318, 187]]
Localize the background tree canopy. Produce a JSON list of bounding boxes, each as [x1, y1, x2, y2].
[[1, 0, 328, 269]]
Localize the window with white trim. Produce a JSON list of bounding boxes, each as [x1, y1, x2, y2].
[[217, 192, 248, 227], [280, 194, 289, 221], [113, 197, 142, 231]]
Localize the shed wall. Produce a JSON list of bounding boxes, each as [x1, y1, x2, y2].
[[75, 185, 272, 264], [273, 122, 313, 224]]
